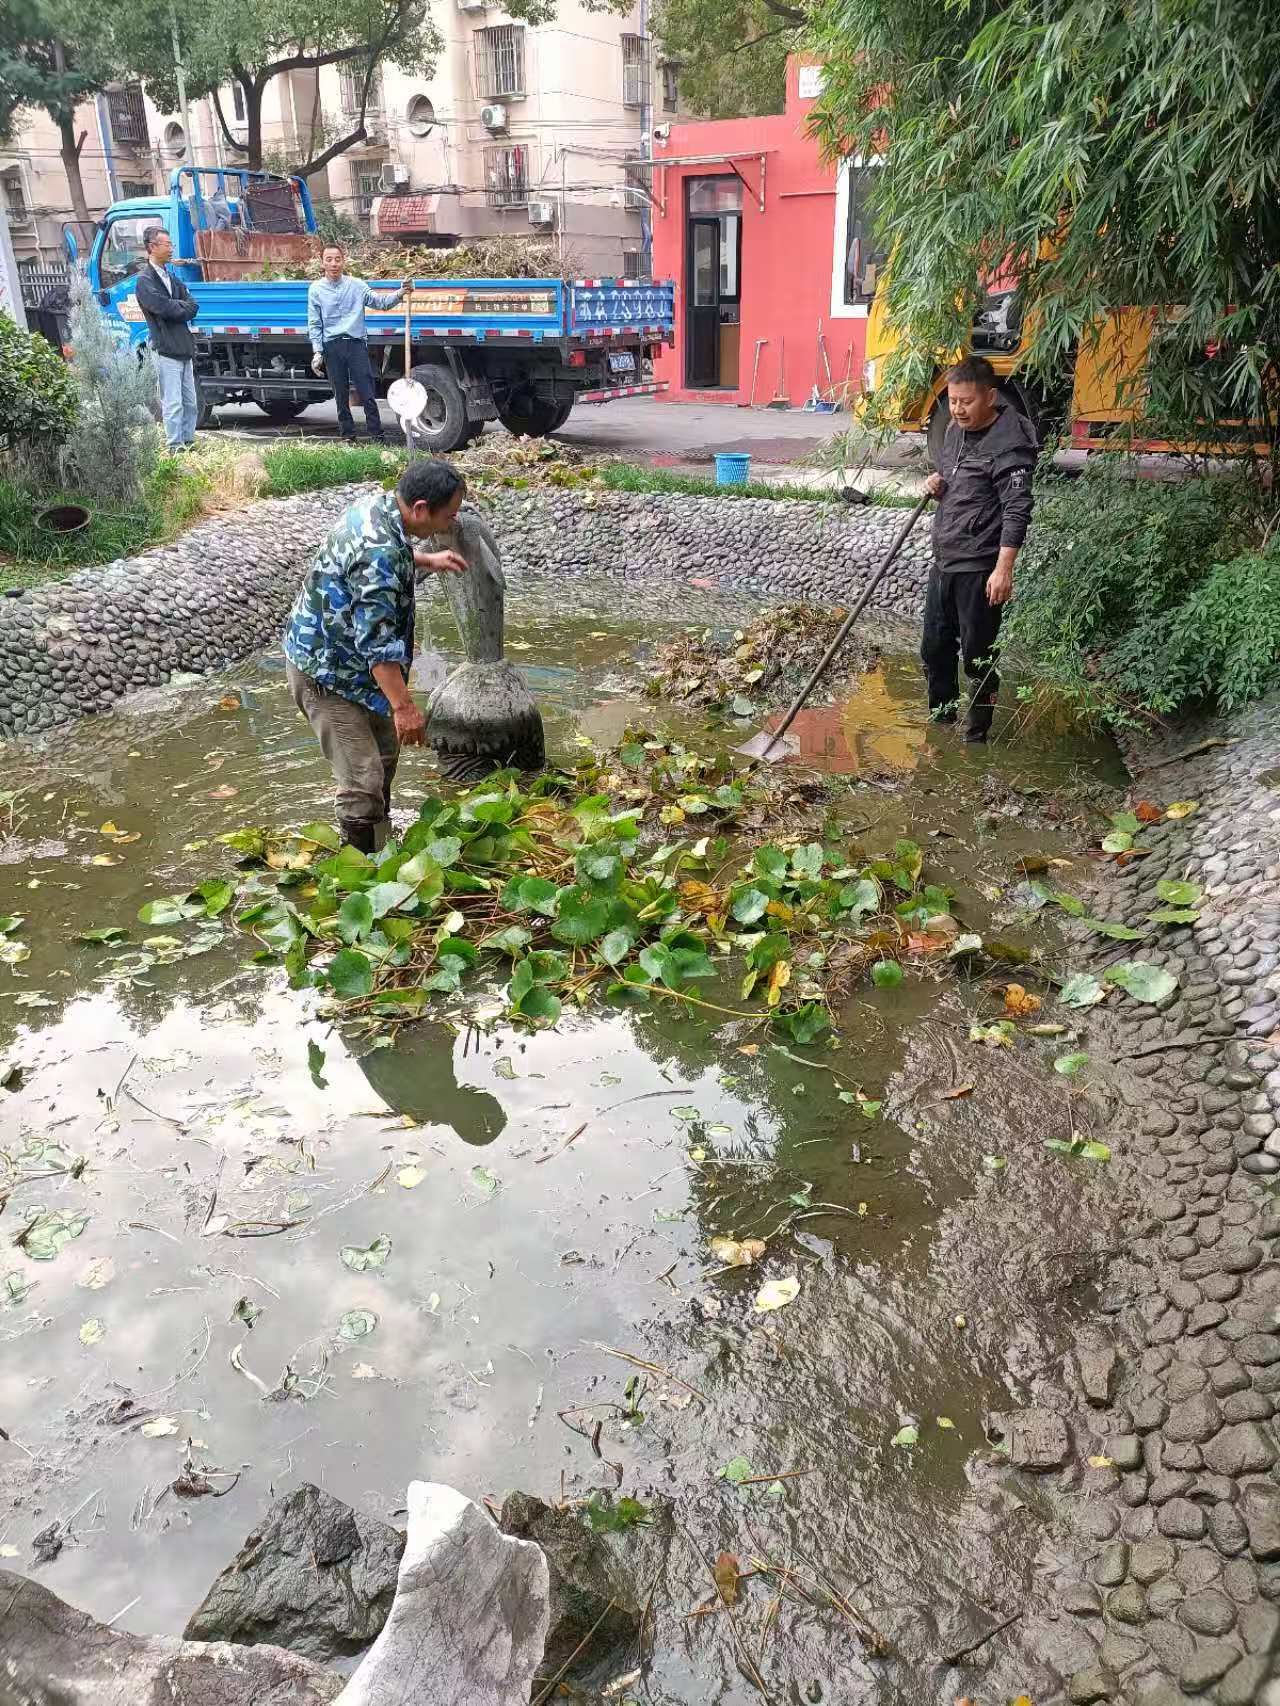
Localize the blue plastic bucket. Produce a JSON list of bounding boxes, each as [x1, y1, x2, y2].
[[715, 452, 752, 487]]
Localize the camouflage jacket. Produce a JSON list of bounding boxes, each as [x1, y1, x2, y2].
[[283, 491, 415, 714]]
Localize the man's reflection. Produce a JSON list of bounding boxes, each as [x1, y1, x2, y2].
[[357, 1023, 506, 1145]]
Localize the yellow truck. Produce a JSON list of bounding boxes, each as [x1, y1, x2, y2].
[[861, 283, 1267, 458]]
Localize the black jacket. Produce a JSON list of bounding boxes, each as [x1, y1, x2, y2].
[[931, 403, 1037, 568], [134, 264, 199, 360]]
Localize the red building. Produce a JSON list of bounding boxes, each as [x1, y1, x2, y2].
[[649, 57, 883, 410]]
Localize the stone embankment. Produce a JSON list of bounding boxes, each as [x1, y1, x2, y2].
[[0, 487, 929, 740]]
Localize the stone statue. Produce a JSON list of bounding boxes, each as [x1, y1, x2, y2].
[[425, 507, 545, 783]]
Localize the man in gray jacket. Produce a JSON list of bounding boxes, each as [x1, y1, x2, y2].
[[921, 354, 1038, 742], [135, 227, 200, 451]]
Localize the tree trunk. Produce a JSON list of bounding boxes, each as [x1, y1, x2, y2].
[[245, 78, 264, 170], [56, 111, 92, 227]]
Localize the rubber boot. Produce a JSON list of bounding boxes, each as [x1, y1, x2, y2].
[[339, 817, 377, 854]]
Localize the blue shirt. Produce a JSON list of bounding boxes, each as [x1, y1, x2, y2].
[[283, 491, 415, 714], [307, 274, 403, 353]]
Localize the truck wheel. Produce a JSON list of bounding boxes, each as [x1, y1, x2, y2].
[[259, 399, 308, 423], [497, 396, 564, 439], [403, 363, 469, 453], [926, 380, 1061, 463]]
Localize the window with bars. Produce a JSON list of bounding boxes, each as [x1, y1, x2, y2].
[[356, 170, 383, 221], [2, 170, 30, 226], [107, 83, 148, 148], [621, 35, 648, 108], [231, 81, 246, 122], [475, 26, 526, 99], [119, 178, 154, 200], [621, 248, 643, 281], [339, 61, 384, 113], [484, 144, 528, 207], [661, 62, 679, 113]]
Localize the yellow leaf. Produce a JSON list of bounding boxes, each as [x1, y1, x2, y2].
[[1003, 982, 1042, 1016], [90, 854, 118, 867], [1165, 800, 1198, 819], [709, 1236, 766, 1268], [689, 1146, 706, 1162], [936, 1416, 955, 1429], [737, 1044, 759, 1056], [857, 1201, 868, 1216], [765, 899, 794, 922], [766, 959, 791, 1007], [753, 1274, 800, 1312], [217, 694, 240, 711], [99, 821, 119, 834], [713, 1552, 740, 1605], [1087, 1454, 1114, 1469], [397, 1165, 426, 1189], [114, 832, 141, 844]]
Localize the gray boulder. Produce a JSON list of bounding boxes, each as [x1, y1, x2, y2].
[[335, 1482, 548, 1706], [183, 1483, 404, 1662], [0, 1567, 342, 1706], [499, 1490, 646, 1677]]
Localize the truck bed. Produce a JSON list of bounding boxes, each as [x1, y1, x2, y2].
[[117, 275, 675, 349]]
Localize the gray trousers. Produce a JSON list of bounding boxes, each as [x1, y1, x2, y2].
[[287, 662, 398, 828]]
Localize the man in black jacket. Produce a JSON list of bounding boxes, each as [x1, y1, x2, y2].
[[135, 227, 201, 451], [921, 354, 1037, 742]]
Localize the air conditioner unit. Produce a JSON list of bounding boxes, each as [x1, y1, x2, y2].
[[379, 162, 410, 191], [457, 0, 487, 11], [480, 103, 507, 132], [527, 199, 556, 228]]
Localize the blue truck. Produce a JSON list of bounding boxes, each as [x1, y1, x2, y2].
[[79, 166, 675, 452]]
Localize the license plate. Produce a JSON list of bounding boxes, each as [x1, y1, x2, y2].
[[607, 352, 636, 375]]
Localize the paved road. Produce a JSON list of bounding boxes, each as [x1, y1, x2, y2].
[[207, 394, 859, 473]]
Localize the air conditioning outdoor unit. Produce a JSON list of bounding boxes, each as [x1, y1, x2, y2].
[[480, 103, 507, 131], [527, 199, 556, 228], [379, 162, 411, 191], [457, 0, 487, 11]]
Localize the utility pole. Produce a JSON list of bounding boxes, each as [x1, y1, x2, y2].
[[0, 194, 28, 328], [171, 3, 194, 160]]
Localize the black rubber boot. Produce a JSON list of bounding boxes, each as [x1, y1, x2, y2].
[[339, 818, 377, 854]]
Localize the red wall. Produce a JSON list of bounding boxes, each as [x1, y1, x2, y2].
[[651, 58, 862, 409]]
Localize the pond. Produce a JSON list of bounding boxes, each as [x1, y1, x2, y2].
[[0, 584, 1126, 1703]]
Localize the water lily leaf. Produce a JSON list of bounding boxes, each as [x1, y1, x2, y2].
[[717, 1455, 754, 1483], [0, 940, 30, 965], [1156, 878, 1202, 907], [307, 1039, 328, 1089], [141, 1415, 180, 1437], [19, 1209, 88, 1261], [3, 1271, 33, 1306], [470, 1165, 500, 1198], [77, 926, 129, 945], [551, 892, 611, 946], [839, 877, 880, 915], [947, 932, 984, 957], [731, 887, 770, 925], [231, 1296, 262, 1329], [493, 1056, 517, 1080], [1081, 917, 1149, 941], [337, 892, 375, 945], [754, 1274, 800, 1313], [1101, 831, 1133, 854], [397, 1164, 426, 1188], [515, 986, 562, 1026], [328, 948, 374, 999], [341, 1233, 392, 1272], [1111, 810, 1141, 834], [585, 1493, 650, 1532], [870, 959, 903, 989], [1103, 961, 1177, 1003], [78, 1317, 105, 1345], [891, 1424, 919, 1449], [1051, 891, 1086, 916], [1149, 906, 1200, 925], [970, 1021, 1016, 1048], [1054, 1051, 1090, 1076], [0, 916, 24, 936], [597, 927, 634, 966], [1011, 879, 1050, 911], [339, 1308, 378, 1339], [1060, 972, 1106, 1008], [982, 1154, 1007, 1172], [773, 1002, 831, 1045]]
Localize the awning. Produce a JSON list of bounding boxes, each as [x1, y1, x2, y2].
[[623, 151, 773, 216]]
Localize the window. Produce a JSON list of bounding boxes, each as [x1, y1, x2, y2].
[[340, 62, 384, 113], [2, 169, 30, 227], [231, 81, 246, 122], [621, 248, 642, 281], [719, 213, 740, 298], [841, 161, 887, 306], [107, 83, 148, 148], [484, 144, 527, 207], [119, 178, 154, 200], [162, 121, 187, 159], [356, 170, 383, 222], [476, 26, 525, 99], [661, 62, 679, 113], [622, 35, 648, 108], [407, 94, 435, 137], [100, 216, 155, 289]]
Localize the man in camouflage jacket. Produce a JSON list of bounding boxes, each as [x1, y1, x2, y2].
[[283, 460, 468, 851]]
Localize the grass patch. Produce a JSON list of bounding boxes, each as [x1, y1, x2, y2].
[[597, 461, 914, 506], [0, 457, 207, 594], [262, 440, 408, 497]]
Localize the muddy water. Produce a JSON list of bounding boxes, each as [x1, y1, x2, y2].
[[0, 585, 1125, 1701]]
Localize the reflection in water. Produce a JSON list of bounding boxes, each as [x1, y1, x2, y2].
[[0, 581, 1124, 1701], [357, 1024, 506, 1145]]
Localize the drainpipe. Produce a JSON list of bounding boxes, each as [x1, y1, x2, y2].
[[170, 4, 194, 164], [95, 94, 121, 203], [638, 0, 651, 275]]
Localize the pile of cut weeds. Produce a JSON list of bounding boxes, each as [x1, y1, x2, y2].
[[647, 604, 878, 713]]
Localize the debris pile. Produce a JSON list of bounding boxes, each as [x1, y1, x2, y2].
[[259, 235, 571, 283], [648, 603, 878, 712]]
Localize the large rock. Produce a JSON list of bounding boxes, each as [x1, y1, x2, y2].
[[335, 1482, 548, 1706], [985, 1408, 1071, 1471], [0, 1567, 342, 1706], [499, 1490, 646, 1676], [183, 1483, 405, 1661]]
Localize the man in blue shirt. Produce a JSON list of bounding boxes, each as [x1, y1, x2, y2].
[[307, 244, 405, 443], [284, 460, 468, 851]]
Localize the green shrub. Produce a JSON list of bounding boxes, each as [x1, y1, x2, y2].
[[0, 313, 77, 451], [1003, 461, 1279, 719], [60, 274, 161, 501]]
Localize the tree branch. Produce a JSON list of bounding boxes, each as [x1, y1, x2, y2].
[[294, 122, 368, 178], [727, 21, 803, 56], [210, 86, 249, 153], [758, 0, 808, 23], [259, 41, 389, 79]]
